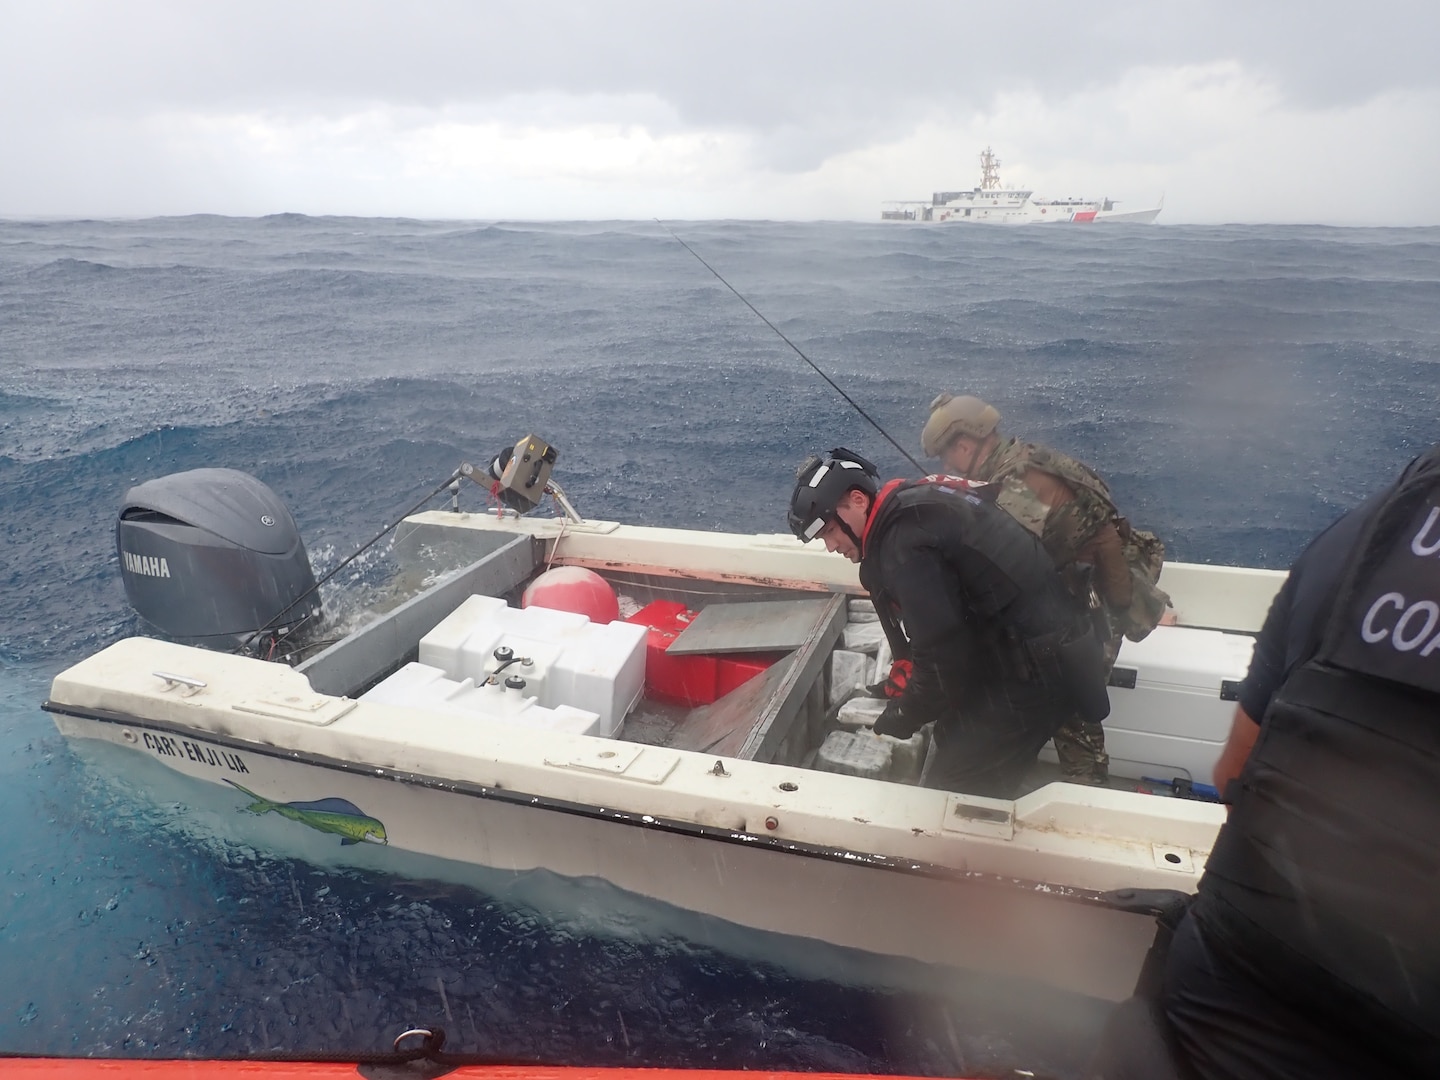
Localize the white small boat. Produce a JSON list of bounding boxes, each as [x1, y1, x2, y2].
[[45, 446, 1283, 1004]]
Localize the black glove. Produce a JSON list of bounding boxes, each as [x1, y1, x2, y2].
[[872, 699, 918, 740]]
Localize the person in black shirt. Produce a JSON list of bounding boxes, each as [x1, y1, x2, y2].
[[787, 448, 1108, 798], [1091, 445, 1440, 1080]]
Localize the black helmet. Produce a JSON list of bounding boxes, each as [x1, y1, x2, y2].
[[788, 447, 880, 542]]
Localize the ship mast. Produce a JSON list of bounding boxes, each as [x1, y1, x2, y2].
[[979, 147, 1002, 191]]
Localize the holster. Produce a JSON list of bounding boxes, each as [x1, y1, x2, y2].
[[1027, 621, 1112, 723], [1058, 620, 1112, 723]]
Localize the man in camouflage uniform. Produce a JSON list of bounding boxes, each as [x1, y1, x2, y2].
[[920, 393, 1171, 784]]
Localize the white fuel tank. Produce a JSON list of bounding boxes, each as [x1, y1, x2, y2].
[[360, 660, 601, 737], [412, 594, 647, 737]]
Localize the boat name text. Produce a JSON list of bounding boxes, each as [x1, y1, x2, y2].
[[143, 732, 249, 773]]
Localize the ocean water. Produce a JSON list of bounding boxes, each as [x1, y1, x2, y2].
[[1, 216, 1437, 1074]]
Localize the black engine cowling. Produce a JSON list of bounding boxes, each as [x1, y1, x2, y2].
[[116, 468, 320, 651]]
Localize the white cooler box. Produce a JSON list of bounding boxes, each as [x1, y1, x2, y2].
[[361, 660, 603, 737], [1040, 625, 1256, 783], [413, 594, 647, 737]]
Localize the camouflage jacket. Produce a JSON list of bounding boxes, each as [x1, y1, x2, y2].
[[972, 438, 1171, 641]]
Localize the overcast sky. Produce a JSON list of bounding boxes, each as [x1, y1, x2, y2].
[[3, 0, 1438, 224]]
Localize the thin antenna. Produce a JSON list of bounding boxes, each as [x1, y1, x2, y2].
[[659, 222, 923, 473], [979, 147, 1002, 191]]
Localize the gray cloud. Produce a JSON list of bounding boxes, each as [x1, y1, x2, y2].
[[1, 0, 1436, 216], [7, 1, 1435, 120]]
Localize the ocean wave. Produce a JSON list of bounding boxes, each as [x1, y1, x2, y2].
[[23, 255, 120, 276], [259, 211, 321, 226]]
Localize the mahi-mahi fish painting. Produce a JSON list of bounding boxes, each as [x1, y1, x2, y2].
[[225, 780, 389, 845]]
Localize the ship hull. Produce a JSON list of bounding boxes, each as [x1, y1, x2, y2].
[[1096, 207, 1163, 225], [883, 202, 1163, 225]]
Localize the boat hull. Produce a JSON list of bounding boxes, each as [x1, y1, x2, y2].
[[48, 701, 1162, 1002]]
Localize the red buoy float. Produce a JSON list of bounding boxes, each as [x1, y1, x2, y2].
[[521, 566, 619, 623]]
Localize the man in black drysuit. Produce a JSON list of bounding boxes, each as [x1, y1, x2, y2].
[[788, 448, 1109, 798], [1090, 445, 1440, 1079]]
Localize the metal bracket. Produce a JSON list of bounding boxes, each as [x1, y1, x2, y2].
[[1108, 666, 1138, 689], [941, 793, 1016, 841], [153, 670, 207, 697]]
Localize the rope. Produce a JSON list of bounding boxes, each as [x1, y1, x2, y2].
[[545, 489, 571, 571], [659, 221, 924, 474], [238, 469, 463, 656]]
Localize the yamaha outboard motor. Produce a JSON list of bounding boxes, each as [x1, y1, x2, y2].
[[116, 468, 321, 653]]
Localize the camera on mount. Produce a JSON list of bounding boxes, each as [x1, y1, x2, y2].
[[458, 434, 583, 522], [486, 435, 559, 514]]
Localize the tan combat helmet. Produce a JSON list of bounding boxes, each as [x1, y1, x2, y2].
[[921, 393, 1001, 457]]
